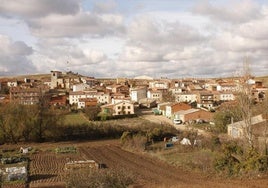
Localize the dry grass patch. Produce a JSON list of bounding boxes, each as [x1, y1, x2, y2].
[[148, 144, 217, 174]]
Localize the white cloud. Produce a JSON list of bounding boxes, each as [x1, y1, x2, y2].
[[92, 0, 117, 13], [0, 0, 124, 38], [237, 12, 268, 40], [211, 32, 268, 52], [121, 15, 205, 63], [192, 0, 261, 24], [83, 49, 107, 63], [30, 38, 108, 74], [163, 46, 206, 61], [127, 15, 204, 46], [0, 0, 268, 78], [120, 46, 161, 62], [0, 35, 35, 75], [28, 12, 124, 38], [0, 0, 80, 18]]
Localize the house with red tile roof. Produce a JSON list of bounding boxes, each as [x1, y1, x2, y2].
[[165, 102, 192, 119]]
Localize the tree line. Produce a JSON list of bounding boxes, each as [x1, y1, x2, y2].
[[0, 102, 61, 143], [0, 101, 178, 144]]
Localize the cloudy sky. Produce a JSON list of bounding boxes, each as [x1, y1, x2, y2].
[[0, 0, 267, 78]]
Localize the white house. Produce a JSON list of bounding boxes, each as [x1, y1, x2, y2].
[[219, 92, 235, 101], [7, 80, 18, 87], [101, 101, 134, 116], [69, 91, 85, 105], [95, 92, 111, 104], [149, 80, 169, 90], [130, 86, 147, 102], [73, 83, 91, 92], [147, 89, 162, 102], [157, 102, 171, 116], [227, 115, 265, 139], [175, 92, 197, 103], [217, 82, 238, 92], [114, 101, 134, 115], [69, 91, 111, 105], [169, 87, 183, 95]]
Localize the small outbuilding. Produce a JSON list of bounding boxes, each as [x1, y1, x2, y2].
[[227, 114, 266, 139], [174, 108, 213, 123]]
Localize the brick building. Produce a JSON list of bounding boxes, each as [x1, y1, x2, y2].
[[9, 87, 43, 105]]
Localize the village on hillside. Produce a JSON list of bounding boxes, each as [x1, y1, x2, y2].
[[1, 71, 268, 186], [0, 71, 267, 136]]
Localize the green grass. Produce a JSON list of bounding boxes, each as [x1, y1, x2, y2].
[[55, 146, 77, 154], [63, 113, 90, 125]]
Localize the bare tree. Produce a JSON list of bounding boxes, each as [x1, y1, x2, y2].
[[255, 92, 268, 154], [236, 57, 255, 148]]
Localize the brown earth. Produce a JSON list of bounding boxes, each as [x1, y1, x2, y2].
[[2, 140, 268, 187]]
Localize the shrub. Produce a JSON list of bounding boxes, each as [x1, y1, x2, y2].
[[121, 132, 147, 151], [214, 141, 268, 177], [214, 141, 243, 176], [120, 131, 132, 145]]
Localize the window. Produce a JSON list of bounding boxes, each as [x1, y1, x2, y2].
[[117, 106, 121, 110]]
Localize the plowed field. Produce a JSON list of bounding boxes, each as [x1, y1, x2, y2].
[[2, 140, 268, 187]]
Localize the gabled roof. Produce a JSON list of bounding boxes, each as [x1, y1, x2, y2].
[[158, 102, 171, 111], [175, 109, 200, 115], [114, 100, 134, 105], [228, 114, 265, 129], [101, 103, 114, 108]]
